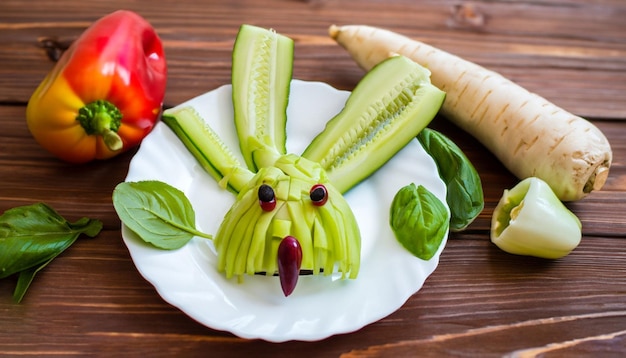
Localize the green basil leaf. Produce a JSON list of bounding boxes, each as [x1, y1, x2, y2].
[[13, 256, 55, 303], [112, 181, 212, 250], [390, 183, 449, 260], [0, 203, 102, 279], [418, 127, 484, 231]]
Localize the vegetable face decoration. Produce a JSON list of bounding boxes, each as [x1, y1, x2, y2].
[[26, 10, 167, 163], [154, 25, 444, 296]]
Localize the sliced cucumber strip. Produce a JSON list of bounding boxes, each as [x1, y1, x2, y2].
[[162, 106, 253, 193], [302, 55, 446, 193], [231, 24, 294, 171]]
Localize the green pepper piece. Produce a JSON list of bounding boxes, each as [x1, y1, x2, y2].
[[491, 177, 582, 259]]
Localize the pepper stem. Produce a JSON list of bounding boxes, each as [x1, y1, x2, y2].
[[76, 99, 124, 151]]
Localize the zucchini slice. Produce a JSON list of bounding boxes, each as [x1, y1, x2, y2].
[[302, 55, 446, 193], [162, 106, 254, 194], [231, 24, 294, 171]]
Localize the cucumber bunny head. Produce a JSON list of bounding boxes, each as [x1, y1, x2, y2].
[[214, 154, 359, 296]]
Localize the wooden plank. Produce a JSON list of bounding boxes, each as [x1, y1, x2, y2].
[[1, 0, 625, 118]]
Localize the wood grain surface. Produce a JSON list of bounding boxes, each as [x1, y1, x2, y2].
[[1, 0, 625, 356]]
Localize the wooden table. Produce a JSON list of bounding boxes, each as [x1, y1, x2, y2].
[[2, 0, 625, 356]]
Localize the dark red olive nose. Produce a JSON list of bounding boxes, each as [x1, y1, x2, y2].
[[277, 236, 302, 297]]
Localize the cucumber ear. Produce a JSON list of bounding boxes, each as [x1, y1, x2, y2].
[[162, 106, 254, 194], [302, 56, 446, 194], [231, 24, 295, 171]]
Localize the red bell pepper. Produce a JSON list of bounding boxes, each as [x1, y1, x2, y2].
[[26, 10, 167, 163]]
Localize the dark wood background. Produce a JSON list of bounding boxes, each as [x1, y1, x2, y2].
[[1, 0, 625, 356]]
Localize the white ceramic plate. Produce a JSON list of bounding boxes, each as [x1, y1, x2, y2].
[[121, 79, 448, 342]]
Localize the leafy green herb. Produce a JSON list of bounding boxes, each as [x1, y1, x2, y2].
[[112, 181, 212, 250], [389, 183, 449, 260], [417, 127, 484, 231], [0, 203, 102, 302]]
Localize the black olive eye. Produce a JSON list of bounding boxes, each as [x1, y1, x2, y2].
[[310, 184, 328, 206], [258, 184, 276, 211]]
